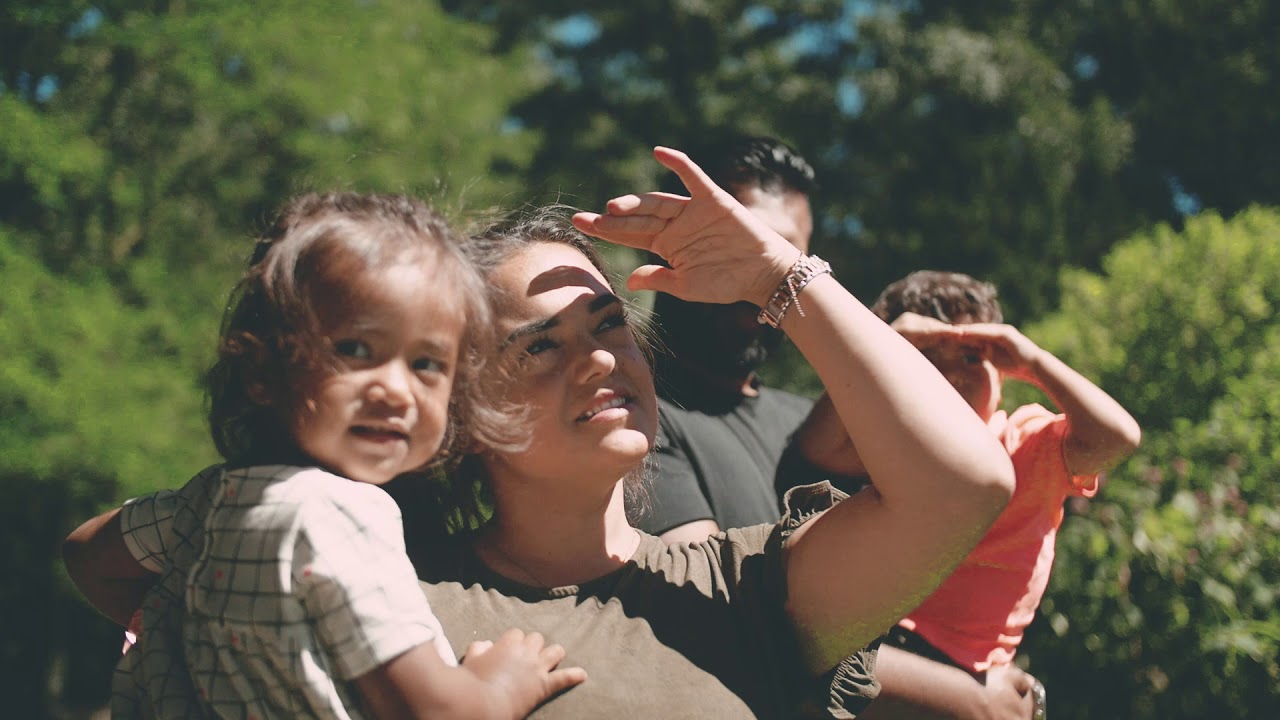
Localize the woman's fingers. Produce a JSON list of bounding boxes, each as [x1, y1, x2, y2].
[[587, 213, 671, 236], [571, 213, 656, 250], [604, 192, 687, 217], [653, 146, 719, 197], [574, 192, 689, 250], [625, 264, 678, 294]]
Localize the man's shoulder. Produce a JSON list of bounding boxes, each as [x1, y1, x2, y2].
[[755, 385, 816, 411]]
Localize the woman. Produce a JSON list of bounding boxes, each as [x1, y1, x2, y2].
[[405, 148, 1016, 717]]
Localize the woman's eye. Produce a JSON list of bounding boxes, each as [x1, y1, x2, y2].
[[597, 312, 628, 333], [333, 339, 371, 360], [964, 353, 983, 365]]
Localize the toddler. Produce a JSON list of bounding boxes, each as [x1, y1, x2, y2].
[[63, 193, 584, 719]]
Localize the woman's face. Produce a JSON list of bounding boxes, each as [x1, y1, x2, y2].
[[484, 242, 658, 484]]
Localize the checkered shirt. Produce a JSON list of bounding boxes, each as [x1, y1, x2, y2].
[[112, 464, 453, 720]]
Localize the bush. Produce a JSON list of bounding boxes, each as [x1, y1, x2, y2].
[[1017, 207, 1280, 719]]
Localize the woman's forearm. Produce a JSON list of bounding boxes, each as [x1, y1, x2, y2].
[[782, 275, 1012, 510], [781, 276, 1014, 670]]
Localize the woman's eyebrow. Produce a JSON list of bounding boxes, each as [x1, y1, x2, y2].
[[500, 293, 622, 350], [501, 316, 558, 350], [589, 293, 622, 313]]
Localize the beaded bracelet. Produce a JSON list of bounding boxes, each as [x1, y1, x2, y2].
[[756, 254, 833, 328]]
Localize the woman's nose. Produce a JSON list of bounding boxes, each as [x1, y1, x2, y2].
[[575, 345, 617, 384]]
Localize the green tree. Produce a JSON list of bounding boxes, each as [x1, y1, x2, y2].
[[1, 2, 543, 715], [0, 228, 212, 716], [441, 1, 1280, 328], [4, 0, 541, 313], [437, 1, 1155, 322]]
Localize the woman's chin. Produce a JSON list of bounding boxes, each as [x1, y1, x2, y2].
[[598, 432, 653, 467]]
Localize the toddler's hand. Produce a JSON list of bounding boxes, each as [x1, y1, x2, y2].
[[123, 607, 144, 654], [461, 629, 586, 718]]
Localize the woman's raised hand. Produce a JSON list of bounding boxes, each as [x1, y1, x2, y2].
[[572, 146, 802, 307]]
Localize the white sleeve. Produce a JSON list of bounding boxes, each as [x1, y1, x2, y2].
[[294, 482, 453, 679], [119, 464, 223, 573]]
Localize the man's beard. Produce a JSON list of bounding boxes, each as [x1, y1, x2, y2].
[[726, 326, 785, 373], [680, 322, 786, 376], [658, 298, 787, 377]]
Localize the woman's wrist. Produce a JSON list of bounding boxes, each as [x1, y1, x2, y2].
[[756, 253, 833, 328], [749, 245, 805, 308]]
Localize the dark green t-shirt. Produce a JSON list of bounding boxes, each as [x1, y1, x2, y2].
[[641, 388, 818, 535], [408, 483, 878, 719]]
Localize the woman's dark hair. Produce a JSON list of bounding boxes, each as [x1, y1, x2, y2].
[[428, 205, 656, 532], [205, 192, 514, 472], [870, 270, 1004, 326]]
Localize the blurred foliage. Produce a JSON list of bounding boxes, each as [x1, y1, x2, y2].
[[4, 0, 1280, 717], [1014, 208, 1280, 719], [1, 1, 539, 716], [0, 227, 210, 713], [439, 0, 1280, 323], [1024, 208, 1280, 435]]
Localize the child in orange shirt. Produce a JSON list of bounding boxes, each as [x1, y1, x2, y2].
[[869, 270, 1141, 682]]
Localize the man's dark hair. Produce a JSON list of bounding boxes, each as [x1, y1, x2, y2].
[[660, 135, 816, 197]]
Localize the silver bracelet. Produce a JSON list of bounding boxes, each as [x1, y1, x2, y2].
[[756, 254, 833, 328]]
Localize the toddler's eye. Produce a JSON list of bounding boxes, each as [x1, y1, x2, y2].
[[333, 339, 371, 359], [524, 336, 558, 357], [413, 357, 445, 374]]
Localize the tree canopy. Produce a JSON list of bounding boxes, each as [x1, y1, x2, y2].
[[441, 0, 1279, 321]]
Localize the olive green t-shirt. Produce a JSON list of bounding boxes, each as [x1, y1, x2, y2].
[[408, 482, 878, 718]]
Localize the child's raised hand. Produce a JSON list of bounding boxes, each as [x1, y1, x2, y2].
[[461, 629, 586, 718], [943, 322, 1043, 382], [891, 312, 1044, 382], [572, 146, 801, 308], [888, 312, 960, 349]]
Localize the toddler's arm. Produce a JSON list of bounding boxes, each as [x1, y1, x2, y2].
[[63, 507, 157, 627], [353, 629, 586, 719]]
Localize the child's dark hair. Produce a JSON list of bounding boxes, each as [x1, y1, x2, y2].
[[205, 192, 512, 470], [870, 270, 1004, 326]]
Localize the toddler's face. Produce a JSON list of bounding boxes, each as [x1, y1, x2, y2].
[[290, 262, 464, 484], [919, 341, 1002, 423]]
